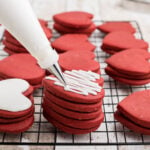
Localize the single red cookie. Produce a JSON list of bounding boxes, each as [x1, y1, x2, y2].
[[59, 50, 99, 72], [97, 22, 136, 34], [43, 111, 100, 134], [51, 34, 96, 52], [106, 49, 150, 75], [117, 90, 150, 128], [53, 11, 93, 29], [0, 109, 34, 124], [43, 77, 105, 104], [3, 40, 27, 52], [43, 106, 104, 129], [3, 47, 17, 55], [115, 111, 150, 135], [0, 54, 45, 86], [0, 116, 34, 133], [101, 46, 116, 55], [105, 66, 150, 80], [54, 23, 96, 35], [102, 31, 148, 50], [43, 98, 102, 120], [106, 73, 150, 85], [44, 90, 102, 112]]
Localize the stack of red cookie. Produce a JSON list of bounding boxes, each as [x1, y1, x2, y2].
[[97, 22, 136, 34], [115, 90, 150, 135], [42, 70, 104, 134], [3, 19, 52, 55], [53, 11, 96, 36], [0, 79, 34, 133], [105, 49, 150, 85], [51, 34, 96, 53], [0, 54, 45, 89], [101, 31, 148, 54]]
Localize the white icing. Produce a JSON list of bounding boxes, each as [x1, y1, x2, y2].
[[45, 70, 102, 96], [0, 79, 32, 112]]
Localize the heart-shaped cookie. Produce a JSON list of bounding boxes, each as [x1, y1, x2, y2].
[[3, 40, 27, 52], [44, 90, 103, 112], [105, 65, 150, 80], [115, 111, 150, 135], [43, 70, 104, 104], [51, 34, 95, 53], [43, 99, 102, 120], [43, 111, 100, 134], [59, 50, 99, 72], [0, 54, 45, 87], [97, 22, 136, 34], [54, 22, 96, 35], [102, 31, 148, 51], [53, 11, 93, 28], [0, 79, 34, 133], [117, 90, 150, 128], [106, 49, 150, 75], [0, 79, 33, 117]]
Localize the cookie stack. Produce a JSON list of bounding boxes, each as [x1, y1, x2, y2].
[[0, 79, 34, 133], [115, 90, 150, 135], [0, 54, 45, 89], [105, 49, 150, 85], [51, 34, 96, 53], [3, 19, 52, 55], [53, 11, 96, 36], [101, 31, 148, 54], [42, 70, 104, 134], [97, 22, 136, 34]]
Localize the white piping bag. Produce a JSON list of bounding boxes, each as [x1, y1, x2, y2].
[[0, 0, 66, 85]]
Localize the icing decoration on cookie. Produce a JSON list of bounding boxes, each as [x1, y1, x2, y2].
[[46, 70, 101, 96], [0, 79, 32, 112]]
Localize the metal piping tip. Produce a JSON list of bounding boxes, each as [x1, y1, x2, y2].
[[47, 62, 66, 85]]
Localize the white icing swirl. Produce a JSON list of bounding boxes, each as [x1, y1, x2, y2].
[[45, 70, 102, 96]]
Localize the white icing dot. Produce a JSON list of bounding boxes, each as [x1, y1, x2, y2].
[[46, 70, 102, 96]]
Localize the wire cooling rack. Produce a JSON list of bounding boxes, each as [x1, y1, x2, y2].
[[0, 20, 150, 147]]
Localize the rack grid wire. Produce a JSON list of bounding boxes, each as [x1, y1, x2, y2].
[[0, 20, 150, 146]]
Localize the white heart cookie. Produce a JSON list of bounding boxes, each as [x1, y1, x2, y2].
[[0, 79, 32, 112]]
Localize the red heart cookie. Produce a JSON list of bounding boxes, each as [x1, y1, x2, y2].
[[59, 50, 99, 72], [54, 23, 96, 35], [0, 79, 34, 133], [105, 66, 150, 80], [43, 105, 104, 129], [0, 54, 45, 88], [3, 40, 27, 52], [43, 111, 101, 134], [117, 90, 150, 128], [43, 77, 104, 104], [115, 111, 150, 135], [51, 34, 96, 53], [97, 22, 136, 34], [44, 90, 103, 113], [102, 31, 148, 51], [53, 11, 93, 28], [106, 49, 150, 75], [43, 99, 102, 120]]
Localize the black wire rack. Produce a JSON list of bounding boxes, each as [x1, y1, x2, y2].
[[0, 20, 150, 147]]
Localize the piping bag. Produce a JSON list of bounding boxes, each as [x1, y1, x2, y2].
[[0, 0, 66, 85]]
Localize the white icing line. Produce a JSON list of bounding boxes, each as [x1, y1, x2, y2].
[[46, 70, 102, 96]]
